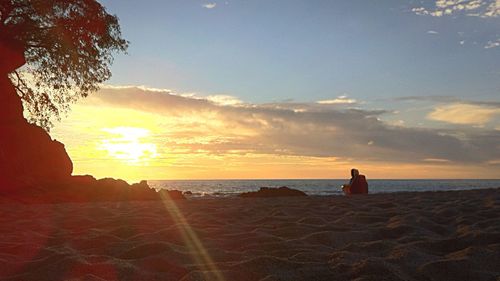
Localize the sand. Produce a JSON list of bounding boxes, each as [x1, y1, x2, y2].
[[1, 188, 499, 281]]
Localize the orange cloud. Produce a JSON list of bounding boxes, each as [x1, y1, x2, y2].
[[427, 103, 500, 125]]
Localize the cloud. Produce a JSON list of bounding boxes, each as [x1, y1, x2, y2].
[[206, 95, 243, 106], [100, 84, 173, 93], [394, 95, 459, 103], [412, 0, 499, 18], [393, 95, 500, 108], [202, 3, 217, 9], [100, 85, 243, 106], [317, 95, 357, 105], [423, 158, 451, 163], [427, 30, 439, 34], [75, 86, 500, 165], [485, 39, 500, 49], [412, 1, 499, 47], [427, 103, 500, 125]]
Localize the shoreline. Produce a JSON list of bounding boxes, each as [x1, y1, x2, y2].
[[181, 186, 500, 199], [2, 186, 500, 204]]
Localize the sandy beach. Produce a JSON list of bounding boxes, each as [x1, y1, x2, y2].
[[1, 188, 499, 281]]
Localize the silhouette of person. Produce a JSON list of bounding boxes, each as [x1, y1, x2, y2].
[[342, 168, 368, 195]]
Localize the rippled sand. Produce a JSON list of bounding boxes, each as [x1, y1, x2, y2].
[[1, 188, 499, 280]]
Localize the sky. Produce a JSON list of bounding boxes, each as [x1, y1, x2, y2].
[[51, 0, 500, 181]]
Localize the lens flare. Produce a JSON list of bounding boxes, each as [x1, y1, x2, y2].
[[160, 192, 225, 281]]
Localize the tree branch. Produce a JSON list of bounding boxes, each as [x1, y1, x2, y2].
[[0, 1, 14, 24], [11, 70, 29, 96]]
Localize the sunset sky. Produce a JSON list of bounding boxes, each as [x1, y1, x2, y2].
[[51, 0, 500, 181]]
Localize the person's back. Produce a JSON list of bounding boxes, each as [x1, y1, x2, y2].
[[342, 168, 369, 195], [350, 174, 368, 194]]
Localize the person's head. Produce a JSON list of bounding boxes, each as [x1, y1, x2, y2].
[[351, 168, 359, 178]]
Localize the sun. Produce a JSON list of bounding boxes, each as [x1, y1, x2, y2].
[[100, 127, 158, 164]]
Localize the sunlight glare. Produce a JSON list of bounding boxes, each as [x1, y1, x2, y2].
[[100, 127, 158, 164], [160, 192, 226, 281]]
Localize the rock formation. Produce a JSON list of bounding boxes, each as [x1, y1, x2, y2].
[[52, 176, 185, 203], [0, 36, 73, 191], [239, 186, 307, 198]]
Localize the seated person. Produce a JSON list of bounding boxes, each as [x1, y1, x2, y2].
[[342, 168, 368, 195]]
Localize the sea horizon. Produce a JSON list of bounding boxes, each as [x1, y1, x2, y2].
[[148, 178, 500, 198]]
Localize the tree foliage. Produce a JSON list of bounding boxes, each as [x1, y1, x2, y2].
[[0, 0, 128, 130]]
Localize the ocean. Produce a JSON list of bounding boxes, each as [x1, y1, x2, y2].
[[148, 179, 500, 198]]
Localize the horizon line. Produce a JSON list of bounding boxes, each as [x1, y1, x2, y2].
[[144, 178, 500, 181]]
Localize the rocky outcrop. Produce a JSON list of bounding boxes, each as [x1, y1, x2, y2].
[[239, 186, 307, 198], [0, 37, 73, 191], [67, 177, 185, 202], [0, 175, 186, 203], [0, 36, 183, 204]]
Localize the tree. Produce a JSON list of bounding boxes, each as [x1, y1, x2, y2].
[[0, 0, 128, 130]]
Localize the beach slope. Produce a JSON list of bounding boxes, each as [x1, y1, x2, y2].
[[1, 188, 499, 280]]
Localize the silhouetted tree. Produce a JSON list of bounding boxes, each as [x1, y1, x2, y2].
[[0, 0, 128, 129]]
